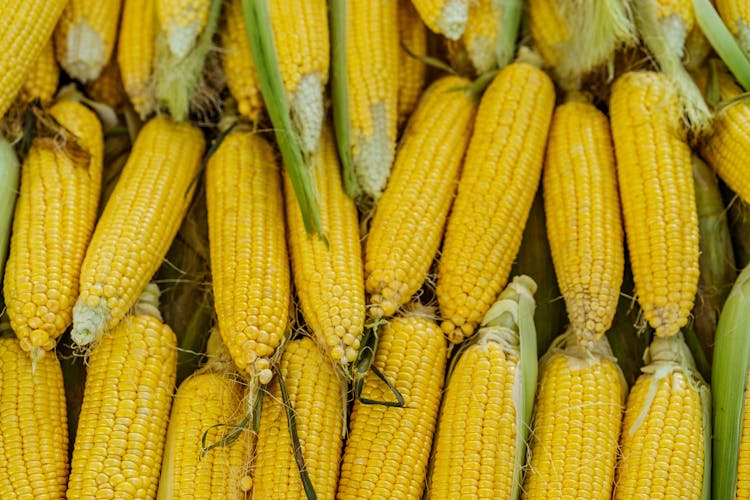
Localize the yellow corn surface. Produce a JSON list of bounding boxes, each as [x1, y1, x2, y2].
[[221, 0, 262, 122], [156, 0, 210, 59], [118, 0, 157, 118], [461, 0, 501, 74], [0, 336, 68, 499], [717, 0, 750, 52], [397, 0, 427, 127], [18, 40, 59, 105], [86, 58, 129, 110], [365, 76, 476, 318], [738, 366, 750, 499], [528, 0, 569, 69], [254, 337, 345, 499], [338, 312, 447, 499], [411, 0, 468, 40], [4, 101, 103, 355]]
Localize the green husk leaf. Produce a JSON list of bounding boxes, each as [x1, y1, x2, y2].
[[728, 197, 750, 268], [242, 0, 323, 236], [693, 0, 750, 92], [495, 0, 523, 69], [711, 263, 750, 499], [0, 134, 20, 282]]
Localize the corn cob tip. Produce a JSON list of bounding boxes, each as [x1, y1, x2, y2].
[[290, 73, 325, 155], [70, 300, 110, 347], [438, 0, 470, 40], [59, 21, 108, 82], [481, 275, 538, 328]]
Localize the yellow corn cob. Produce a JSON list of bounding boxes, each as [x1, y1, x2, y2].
[[397, 0, 427, 127], [738, 366, 750, 499], [86, 58, 128, 110], [67, 284, 177, 499], [543, 98, 624, 346], [157, 0, 210, 59], [0, 336, 68, 499], [717, 0, 750, 53], [221, 0, 263, 122], [345, 0, 400, 200], [0, 0, 66, 118], [254, 337, 345, 499], [118, 0, 157, 118], [206, 129, 290, 384], [527, 0, 569, 69], [365, 76, 476, 318], [157, 372, 253, 499], [55, 0, 123, 82], [411, 0, 468, 40], [522, 331, 626, 499], [700, 70, 750, 206], [284, 127, 364, 370], [460, 0, 501, 74], [338, 311, 447, 499], [613, 334, 709, 499], [437, 62, 555, 343], [427, 276, 537, 500], [70, 115, 205, 347], [4, 101, 103, 357], [18, 40, 59, 105], [609, 71, 699, 337]]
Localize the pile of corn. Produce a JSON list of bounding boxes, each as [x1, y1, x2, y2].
[[3, 0, 750, 498]]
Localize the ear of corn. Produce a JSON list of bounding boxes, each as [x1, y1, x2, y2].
[[522, 330, 627, 499], [4, 101, 103, 357], [55, 0, 123, 82], [543, 97, 624, 346], [716, 0, 750, 53], [284, 126, 364, 371], [410, 0, 468, 40], [437, 62, 555, 343], [365, 76, 476, 318], [156, 371, 253, 499], [0, 136, 20, 282], [0, 0, 67, 118], [609, 71, 700, 338], [71, 115, 205, 347], [338, 311, 447, 500], [221, 0, 263, 122], [206, 129, 290, 384], [614, 333, 710, 499], [156, 0, 211, 58], [397, 0, 427, 127], [67, 284, 177, 499], [118, 0, 157, 118], [427, 275, 538, 499], [253, 337, 345, 499], [460, 0, 502, 74], [0, 336, 68, 499], [18, 40, 59, 105]]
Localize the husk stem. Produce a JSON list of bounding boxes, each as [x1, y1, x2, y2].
[[0, 134, 20, 283], [712, 263, 750, 500], [242, 0, 323, 237]]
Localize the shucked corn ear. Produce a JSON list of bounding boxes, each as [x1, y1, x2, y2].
[[543, 97, 624, 346], [254, 337, 345, 499], [397, 0, 427, 127], [0, 336, 68, 499], [156, 0, 211, 59], [609, 71, 700, 337], [410, 0, 469, 40], [717, 0, 750, 53], [18, 40, 59, 105], [55, 0, 123, 82], [0, 0, 66, 118], [438, 62, 555, 343], [523, 330, 626, 499], [284, 126, 364, 371], [0, 136, 20, 286], [221, 0, 262, 122], [118, 0, 157, 117], [338, 311, 447, 499], [67, 284, 177, 499], [614, 333, 710, 499], [4, 101, 103, 357], [365, 76, 476, 318], [427, 275, 538, 500], [458, 0, 502, 74], [71, 115, 205, 347], [206, 129, 290, 384]]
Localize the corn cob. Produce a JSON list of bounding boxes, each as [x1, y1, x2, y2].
[[206, 129, 289, 384], [410, 0, 468, 40], [4, 101, 103, 357], [221, 0, 263, 122], [543, 97, 624, 346], [0, 336, 68, 499], [86, 58, 128, 110], [118, 0, 157, 118], [365, 76, 476, 318], [335, 0, 400, 200], [0, 136, 20, 282], [284, 126, 364, 371], [18, 40, 59, 105], [0, 0, 66, 118], [522, 330, 626, 499], [156, 0, 210, 59], [55, 0, 123, 82], [67, 284, 177, 499], [71, 115, 205, 347], [614, 334, 710, 499], [397, 0, 427, 127], [609, 71, 700, 337], [739, 363, 750, 499], [460, 0, 502, 74], [338, 311, 447, 499], [717, 0, 750, 53], [254, 337, 345, 499], [157, 371, 253, 499], [427, 275, 538, 500], [437, 62, 555, 343]]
